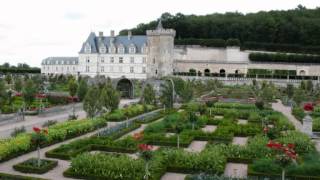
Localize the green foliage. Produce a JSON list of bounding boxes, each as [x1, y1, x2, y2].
[[100, 82, 120, 112], [286, 84, 294, 99], [77, 79, 88, 101], [13, 158, 58, 174], [0, 134, 31, 161], [14, 78, 23, 92], [277, 131, 316, 154], [83, 87, 101, 118], [249, 53, 320, 63], [160, 80, 174, 108], [142, 83, 156, 105], [22, 79, 37, 107], [226, 38, 240, 46], [68, 78, 78, 97]]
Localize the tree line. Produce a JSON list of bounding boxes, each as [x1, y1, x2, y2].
[[120, 5, 320, 52]]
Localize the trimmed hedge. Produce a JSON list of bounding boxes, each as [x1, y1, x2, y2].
[[0, 68, 40, 74], [0, 173, 48, 180], [249, 52, 320, 64], [13, 158, 58, 174]]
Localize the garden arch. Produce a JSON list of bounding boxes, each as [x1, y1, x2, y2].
[[220, 69, 226, 77], [116, 78, 134, 99], [204, 69, 210, 76]]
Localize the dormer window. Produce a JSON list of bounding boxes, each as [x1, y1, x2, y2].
[[129, 44, 136, 54], [85, 43, 91, 53], [99, 46, 106, 53], [118, 45, 125, 54], [109, 46, 116, 54]]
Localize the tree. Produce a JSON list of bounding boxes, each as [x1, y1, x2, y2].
[[293, 88, 306, 105], [77, 79, 88, 101], [142, 84, 156, 105], [306, 80, 313, 92], [14, 77, 23, 92], [68, 78, 78, 119], [179, 80, 193, 103], [83, 87, 101, 118], [100, 82, 120, 112], [0, 79, 8, 107], [286, 84, 294, 99], [160, 81, 174, 109], [5, 74, 12, 84], [23, 79, 37, 108]]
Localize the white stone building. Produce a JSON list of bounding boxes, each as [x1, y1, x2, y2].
[[41, 21, 320, 78]]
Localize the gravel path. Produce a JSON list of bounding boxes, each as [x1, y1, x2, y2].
[[237, 119, 248, 125], [185, 141, 207, 153], [161, 172, 187, 180], [224, 163, 248, 179], [201, 125, 217, 133], [271, 100, 303, 131], [232, 137, 248, 146]]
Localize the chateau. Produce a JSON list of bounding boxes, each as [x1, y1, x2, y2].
[[41, 21, 320, 79]]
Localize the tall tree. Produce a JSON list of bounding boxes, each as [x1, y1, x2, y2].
[[100, 82, 120, 112], [160, 81, 174, 109], [0, 79, 8, 107], [14, 77, 23, 92], [142, 84, 156, 105], [77, 79, 88, 101], [23, 79, 37, 108], [68, 78, 78, 119], [83, 87, 101, 118]]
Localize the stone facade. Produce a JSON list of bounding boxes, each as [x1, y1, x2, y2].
[[41, 21, 320, 79]]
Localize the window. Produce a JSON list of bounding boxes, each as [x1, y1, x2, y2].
[[118, 46, 125, 54], [130, 57, 134, 63], [130, 67, 134, 73], [129, 47, 135, 54], [86, 66, 90, 72], [101, 66, 104, 72], [119, 57, 123, 63], [110, 66, 113, 72], [86, 57, 90, 63], [73, 67, 75, 71], [142, 67, 146, 73], [101, 57, 105, 63], [143, 57, 147, 64], [110, 57, 114, 63], [67, 67, 69, 71], [119, 66, 123, 72], [100, 46, 106, 53], [153, 58, 155, 64], [56, 67, 58, 71]]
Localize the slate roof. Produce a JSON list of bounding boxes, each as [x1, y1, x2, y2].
[[41, 57, 78, 65], [79, 32, 147, 54]]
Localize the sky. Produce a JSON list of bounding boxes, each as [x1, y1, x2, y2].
[[0, 0, 319, 67]]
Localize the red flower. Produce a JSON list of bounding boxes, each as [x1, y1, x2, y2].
[[33, 127, 41, 133], [304, 103, 314, 112], [287, 143, 295, 149], [15, 92, 22, 97], [138, 144, 153, 151]]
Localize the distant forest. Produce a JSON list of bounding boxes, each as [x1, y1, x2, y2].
[[120, 5, 320, 46]]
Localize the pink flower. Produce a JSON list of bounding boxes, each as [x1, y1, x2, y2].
[[138, 144, 153, 151]]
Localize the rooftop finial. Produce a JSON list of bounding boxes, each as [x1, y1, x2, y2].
[[156, 18, 163, 30]]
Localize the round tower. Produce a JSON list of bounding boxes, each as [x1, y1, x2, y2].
[[146, 20, 176, 78]]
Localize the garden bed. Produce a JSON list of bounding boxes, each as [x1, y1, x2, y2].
[[0, 172, 48, 180], [13, 158, 58, 174]]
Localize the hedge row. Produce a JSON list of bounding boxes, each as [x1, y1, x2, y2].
[[0, 172, 48, 180], [13, 158, 58, 174], [0, 68, 41, 74], [242, 41, 320, 55], [249, 52, 320, 64]]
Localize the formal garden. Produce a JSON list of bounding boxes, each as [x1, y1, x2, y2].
[[0, 74, 320, 180]]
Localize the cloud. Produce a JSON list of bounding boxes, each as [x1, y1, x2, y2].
[[64, 12, 85, 20], [25, 41, 68, 47]]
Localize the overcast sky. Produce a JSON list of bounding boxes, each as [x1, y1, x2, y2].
[[0, 0, 318, 67]]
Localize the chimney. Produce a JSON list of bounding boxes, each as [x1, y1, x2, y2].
[[110, 30, 115, 37], [128, 30, 132, 40]]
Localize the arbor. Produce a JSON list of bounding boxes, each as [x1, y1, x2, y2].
[[23, 79, 37, 108], [77, 79, 88, 101], [68, 78, 78, 119], [83, 87, 101, 118], [142, 84, 156, 105], [100, 82, 120, 112]]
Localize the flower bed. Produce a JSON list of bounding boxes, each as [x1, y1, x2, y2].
[[104, 104, 156, 122], [13, 158, 58, 174]]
